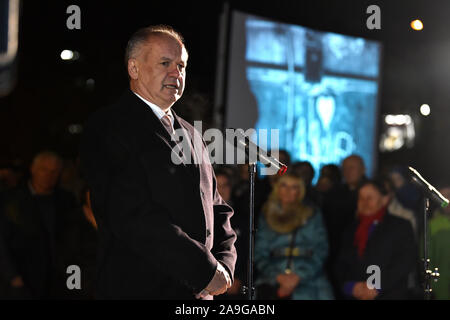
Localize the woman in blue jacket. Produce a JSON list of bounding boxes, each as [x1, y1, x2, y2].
[[255, 172, 334, 300]]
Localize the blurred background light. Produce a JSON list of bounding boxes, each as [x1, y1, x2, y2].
[[410, 19, 423, 31], [420, 104, 430, 116], [85, 78, 95, 90], [384, 114, 412, 126], [60, 50, 73, 60], [67, 124, 83, 134], [380, 127, 404, 152], [380, 113, 415, 152], [60, 49, 79, 61]]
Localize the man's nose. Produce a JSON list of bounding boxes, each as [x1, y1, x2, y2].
[[168, 65, 183, 78]]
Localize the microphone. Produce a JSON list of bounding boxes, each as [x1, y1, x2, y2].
[[227, 129, 287, 176], [408, 167, 449, 208]]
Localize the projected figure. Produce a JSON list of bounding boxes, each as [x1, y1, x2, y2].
[[226, 12, 380, 180]]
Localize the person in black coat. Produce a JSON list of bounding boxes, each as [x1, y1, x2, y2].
[[79, 25, 236, 300], [319, 156, 367, 299], [334, 180, 417, 300], [0, 151, 80, 299]]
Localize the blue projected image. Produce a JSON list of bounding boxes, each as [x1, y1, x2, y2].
[[240, 15, 381, 179]]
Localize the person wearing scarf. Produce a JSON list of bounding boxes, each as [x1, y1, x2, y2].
[[334, 180, 417, 300], [354, 206, 387, 258], [254, 173, 334, 300]]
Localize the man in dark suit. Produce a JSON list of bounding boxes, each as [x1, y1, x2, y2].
[[80, 25, 237, 299]]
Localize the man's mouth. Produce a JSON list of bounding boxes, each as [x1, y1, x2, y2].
[[164, 84, 179, 90]]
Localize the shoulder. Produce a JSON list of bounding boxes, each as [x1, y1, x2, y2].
[[84, 90, 146, 133], [384, 211, 412, 227], [382, 212, 415, 239]]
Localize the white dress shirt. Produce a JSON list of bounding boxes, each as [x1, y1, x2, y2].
[[133, 91, 175, 128]]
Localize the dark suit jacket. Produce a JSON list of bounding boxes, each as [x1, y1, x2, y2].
[[334, 212, 417, 300], [79, 89, 237, 299]]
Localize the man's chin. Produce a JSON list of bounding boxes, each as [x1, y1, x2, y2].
[[165, 95, 181, 105]]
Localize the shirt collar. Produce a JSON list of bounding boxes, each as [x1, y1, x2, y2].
[[133, 91, 174, 126]]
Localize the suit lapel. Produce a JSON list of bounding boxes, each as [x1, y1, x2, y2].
[[172, 111, 200, 182], [125, 90, 201, 182], [129, 92, 187, 167], [173, 111, 201, 165]]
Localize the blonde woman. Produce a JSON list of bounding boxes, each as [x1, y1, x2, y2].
[[255, 173, 334, 300]]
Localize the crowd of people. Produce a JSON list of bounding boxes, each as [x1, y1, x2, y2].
[[0, 149, 449, 300], [214, 152, 449, 300]]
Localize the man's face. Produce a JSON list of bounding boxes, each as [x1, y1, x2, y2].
[[129, 34, 188, 110], [31, 157, 62, 193], [342, 157, 365, 187]]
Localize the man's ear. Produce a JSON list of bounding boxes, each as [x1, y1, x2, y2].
[[127, 59, 139, 80]]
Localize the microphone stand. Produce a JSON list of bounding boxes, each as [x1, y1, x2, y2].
[[408, 167, 445, 299], [231, 130, 287, 300], [422, 197, 440, 300], [247, 163, 257, 300], [242, 162, 286, 300], [241, 163, 256, 300]]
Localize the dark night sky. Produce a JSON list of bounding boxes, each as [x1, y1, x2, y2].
[[1, 0, 449, 186]]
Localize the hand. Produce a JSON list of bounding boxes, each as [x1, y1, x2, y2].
[[276, 273, 300, 289], [277, 286, 294, 298], [362, 287, 378, 300], [197, 262, 231, 298], [276, 273, 300, 298], [10, 276, 24, 288], [352, 282, 378, 300], [352, 282, 366, 299]]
